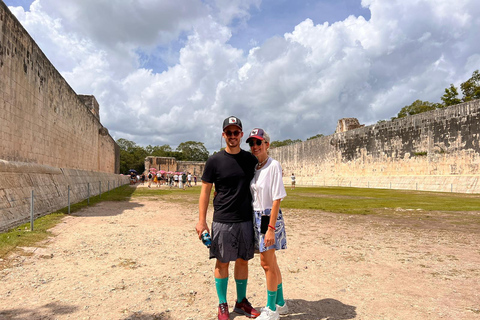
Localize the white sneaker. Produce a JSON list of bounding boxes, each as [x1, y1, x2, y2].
[[257, 306, 279, 320], [276, 302, 288, 315]]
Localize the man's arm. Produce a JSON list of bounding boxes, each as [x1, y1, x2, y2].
[[196, 181, 213, 239]]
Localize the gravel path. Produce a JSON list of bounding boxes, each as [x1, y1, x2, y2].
[[0, 191, 479, 319]]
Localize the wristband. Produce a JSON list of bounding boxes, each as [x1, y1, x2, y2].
[[268, 224, 276, 230]]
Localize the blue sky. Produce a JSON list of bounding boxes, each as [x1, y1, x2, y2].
[[4, 0, 480, 152]]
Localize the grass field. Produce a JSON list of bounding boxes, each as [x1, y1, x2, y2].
[[1, 184, 479, 259]]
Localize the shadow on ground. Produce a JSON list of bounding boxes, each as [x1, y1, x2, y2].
[[71, 200, 144, 218], [0, 302, 78, 319], [122, 311, 174, 319], [232, 298, 356, 320]]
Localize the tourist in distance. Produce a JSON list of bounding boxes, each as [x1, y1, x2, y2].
[[181, 172, 187, 190], [187, 172, 192, 187], [290, 173, 295, 190], [196, 116, 260, 320], [247, 128, 288, 320]]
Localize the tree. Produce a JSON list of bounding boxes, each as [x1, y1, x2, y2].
[[176, 141, 209, 161], [146, 144, 174, 157], [117, 138, 148, 174], [270, 139, 302, 148], [307, 134, 324, 141], [396, 100, 440, 118], [117, 138, 138, 152], [460, 70, 480, 102], [441, 84, 462, 106]]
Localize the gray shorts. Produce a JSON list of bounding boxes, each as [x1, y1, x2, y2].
[[209, 220, 255, 263]]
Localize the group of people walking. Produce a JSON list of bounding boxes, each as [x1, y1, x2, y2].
[[141, 171, 197, 189], [196, 116, 288, 320]]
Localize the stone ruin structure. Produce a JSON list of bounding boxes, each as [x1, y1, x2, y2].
[[0, 3, 128, 232], [145, 157, 205, 177], [335, 118, 365, 133], [272, 99, 480, 193]]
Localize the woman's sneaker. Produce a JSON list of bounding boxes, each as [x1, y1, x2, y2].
[[257, 306, 279, 320], [276, 303, 288, 315]]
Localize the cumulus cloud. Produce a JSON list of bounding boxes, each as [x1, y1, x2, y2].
[[7, 0, 480, 153]]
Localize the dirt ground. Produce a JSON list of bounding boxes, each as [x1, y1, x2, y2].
[[0, 185, 479, 320]]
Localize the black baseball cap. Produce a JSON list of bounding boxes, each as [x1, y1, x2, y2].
[[222, 116, 243, 131]]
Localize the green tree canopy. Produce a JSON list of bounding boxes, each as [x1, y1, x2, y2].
[[396, 100, 442, 118], [117, 139, 148, 175], [176, 141, 209, 161], [307, 134, 324, 141], [460, 70, 480, 102], [270, 139, 302, 148], [441, 84, 462, 106]]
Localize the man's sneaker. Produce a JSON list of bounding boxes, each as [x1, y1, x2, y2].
[[256, 306, 279, 320], [276, 302, 288, 315], [234, 298, 260, 318], [218, 302, 229, 320]]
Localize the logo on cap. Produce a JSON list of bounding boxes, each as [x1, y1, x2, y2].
[[250, 129, 258, 136], [229, 117, 237, 124]]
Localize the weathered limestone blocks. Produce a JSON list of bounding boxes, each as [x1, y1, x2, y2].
[[0, 2, 118, 173], [0, 160, 129, 232], [272, 100, 480, 193]]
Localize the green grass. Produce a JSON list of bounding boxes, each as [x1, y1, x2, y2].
[[131, 185, 203, 204], [1, 185, 478, 260], [0, 185, 135, 259], [282, 187, 480, 214]]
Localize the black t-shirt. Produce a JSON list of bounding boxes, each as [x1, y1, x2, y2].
[[202, 149, 258, 223]]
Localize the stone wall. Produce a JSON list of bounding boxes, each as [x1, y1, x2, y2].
[[0, 3, 127, 231], [271, 99, 480, 193], [145, 156, 205, 177], [0, 160, 129, 233], [0, 2, 117, 173]]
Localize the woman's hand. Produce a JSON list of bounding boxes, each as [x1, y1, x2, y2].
[[264, 228, 275, 247]]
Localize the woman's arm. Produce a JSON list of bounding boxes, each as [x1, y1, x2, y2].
[[264, 199, 281, 247]]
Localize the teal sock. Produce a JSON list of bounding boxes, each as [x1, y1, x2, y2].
[[276, 283, 285, 306], [215, 277, 228, 304], [235, 279, 247, 302], [267, 290, 277, 311]]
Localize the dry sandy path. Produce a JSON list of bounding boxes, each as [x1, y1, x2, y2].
[[0, 187, 479, 320]]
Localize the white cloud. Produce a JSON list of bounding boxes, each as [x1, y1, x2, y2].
[[7, 0, 480, 153]]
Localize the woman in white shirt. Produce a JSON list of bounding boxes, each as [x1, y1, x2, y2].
[[246, 128, 288, 320]]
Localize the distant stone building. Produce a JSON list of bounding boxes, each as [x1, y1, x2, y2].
[[335, 118, 365, 133], [144, 156, 205, 176]]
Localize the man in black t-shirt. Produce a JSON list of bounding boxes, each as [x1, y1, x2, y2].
[[196, 116, 260, 320]]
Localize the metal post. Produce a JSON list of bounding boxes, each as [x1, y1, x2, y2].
[[108, 181, 110, 192], [30, 190, 34, 231], [68, 185, 71, 214], [390, 182, 392, 189], [99, 181, 101, 198], [416, 182, 418, 190], [87, 182, 90, 205], [451, 183, 453, 193]]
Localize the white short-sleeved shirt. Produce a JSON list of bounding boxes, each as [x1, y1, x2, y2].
[[250, 158, 287, 211]]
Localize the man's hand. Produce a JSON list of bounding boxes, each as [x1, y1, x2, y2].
[[196, 220, 209, 239]]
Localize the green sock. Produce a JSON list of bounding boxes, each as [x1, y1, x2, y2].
[[215, 277, 228, 304], [235, 279, 247, 302], [267, 290, 277, 311], [276, 283, 285, 306]]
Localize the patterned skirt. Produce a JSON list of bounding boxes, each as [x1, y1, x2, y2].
[[253, 208, 287, 253]]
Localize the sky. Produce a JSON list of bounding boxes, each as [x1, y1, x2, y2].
[[4, 0, 480, 153]]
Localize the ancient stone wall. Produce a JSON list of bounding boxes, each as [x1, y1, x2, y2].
[[144, 156, 205, 177], [271, 99, 480, 193], [0, 2, 117, 173], [0, 3, 127, 231]]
